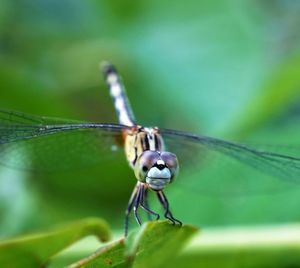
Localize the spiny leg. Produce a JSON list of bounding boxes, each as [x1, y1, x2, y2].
[[125, 184, 162, 236], [156, 191, 182, 226], [139, 185, 160, 220], [133, 184, 142, 226], [143, 188, 152, 220], [125, 184, 143, 237], [125, 184, 139, 237]]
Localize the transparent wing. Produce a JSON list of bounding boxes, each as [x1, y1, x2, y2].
[[0, 109, 128, 172], [161, 128, 300, 196]]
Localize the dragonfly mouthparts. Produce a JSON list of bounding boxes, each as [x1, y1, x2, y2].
[[146, 166, 171, 190], [147, 166, 171, 179]]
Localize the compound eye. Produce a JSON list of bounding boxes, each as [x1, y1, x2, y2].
[[134, 151, 160, 181], [139, 151, 159, 172], [161, 152, 178, 169], [161, 152, 179, 179]]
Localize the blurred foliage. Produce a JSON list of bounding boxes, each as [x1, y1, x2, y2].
[[2, 220, 300, 267], [0, 220, 197, 268], [0, 218, 110, 268], [1, 0, 300, 266]]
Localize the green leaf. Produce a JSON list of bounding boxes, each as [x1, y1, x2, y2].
[[67, 239, 127, 268], [67, 221, 198, 268], [0, 218, 110, 268], [126, 221, 198, 268]]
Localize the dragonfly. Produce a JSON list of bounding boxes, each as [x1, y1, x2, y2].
[[1, 62, 300, 236]]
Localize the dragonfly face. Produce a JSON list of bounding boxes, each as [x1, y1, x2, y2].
[[134, 150, 179, 190]]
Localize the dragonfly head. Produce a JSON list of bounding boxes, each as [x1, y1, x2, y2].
[[134, 150, 179, 190]]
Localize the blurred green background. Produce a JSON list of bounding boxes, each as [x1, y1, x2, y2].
[[0, 0, 300, 240]]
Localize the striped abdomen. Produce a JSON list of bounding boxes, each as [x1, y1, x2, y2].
[[102, 62, 136, 127]]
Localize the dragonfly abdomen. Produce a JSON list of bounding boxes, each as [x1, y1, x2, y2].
[[102, 62, 136, 127]]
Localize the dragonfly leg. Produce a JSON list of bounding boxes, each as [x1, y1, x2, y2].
[[125, 184, 139, 237], [156, 191, 182, 226], [133, 184, 142, 227], [140, 185, 160, 221]]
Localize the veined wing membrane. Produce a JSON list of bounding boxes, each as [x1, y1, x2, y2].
[[0, 110, 128, 172], [161, 129, 300, 195]]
